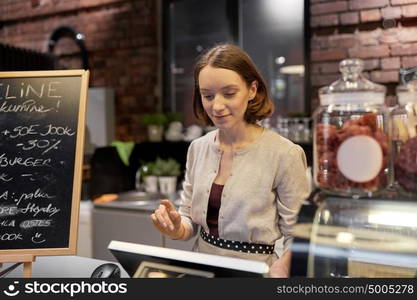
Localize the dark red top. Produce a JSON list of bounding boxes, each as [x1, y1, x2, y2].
[[206, 183, 224, 237]]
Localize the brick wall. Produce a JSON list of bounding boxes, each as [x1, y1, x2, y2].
[[310, 0, 417, 108], [0, 0, 159, 142]]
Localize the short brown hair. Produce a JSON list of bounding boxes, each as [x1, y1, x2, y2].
[[192, 44, 274, 125]]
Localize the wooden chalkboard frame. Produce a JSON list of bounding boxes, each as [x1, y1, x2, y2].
[[0, 69, 89, 257]]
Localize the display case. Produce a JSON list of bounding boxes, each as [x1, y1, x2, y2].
[[291, 192, 417, 277]]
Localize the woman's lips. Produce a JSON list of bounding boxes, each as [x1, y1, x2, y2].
[[214, 114, 230, 120]]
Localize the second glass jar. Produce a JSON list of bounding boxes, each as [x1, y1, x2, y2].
[[392, 81, 417, 197]]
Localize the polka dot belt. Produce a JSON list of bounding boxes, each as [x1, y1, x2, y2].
[[200, 229, 275, 255]]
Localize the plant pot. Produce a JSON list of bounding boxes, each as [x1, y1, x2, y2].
[[143, 176, 158, 193], [158, 176, 177, 195], [147, 125, 163, 142]]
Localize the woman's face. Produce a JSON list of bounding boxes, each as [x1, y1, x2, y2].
[[198, 65, 257, 130]]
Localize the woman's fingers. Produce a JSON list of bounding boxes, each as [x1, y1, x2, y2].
[[169, 210, 181, 228], [160, 199, 176, 213], [151, 212, 171, 232], [150, 213, 162, 229], [150, 200, 182, 236], [154, 204, 174, 230], [159, 200, 179, 230], [154, 205, 169, 228]]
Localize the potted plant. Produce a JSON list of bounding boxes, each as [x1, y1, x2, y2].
[[165, 112, 184, 142], [153, 157, 181, 195], [137, 161, 158, 193], [165, 112, 183, 123], [141, 113, 168, 142]]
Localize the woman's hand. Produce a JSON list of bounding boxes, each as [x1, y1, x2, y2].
[[269, 251, 291, 278], [151, 199, 185, 240]]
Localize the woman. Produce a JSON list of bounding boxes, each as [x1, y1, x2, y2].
[[151, 44, 309, 277]]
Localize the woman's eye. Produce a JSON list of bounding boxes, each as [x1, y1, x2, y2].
[[224, 93, 235, 98], [202, 94, 214, 100]]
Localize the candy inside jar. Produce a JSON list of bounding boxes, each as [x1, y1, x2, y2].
[[315, 113, 389, 195], [394, 136, 417, 193]]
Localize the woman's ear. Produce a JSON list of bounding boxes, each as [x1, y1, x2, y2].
[[249, 80, 258, 100]]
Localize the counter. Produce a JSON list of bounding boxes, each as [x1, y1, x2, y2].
[[92, 190, 196, 261]]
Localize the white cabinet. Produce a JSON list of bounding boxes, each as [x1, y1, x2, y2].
[[77, 201, 93, 258]]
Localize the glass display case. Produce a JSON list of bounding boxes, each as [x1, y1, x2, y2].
[[291, 192, 417, 277]]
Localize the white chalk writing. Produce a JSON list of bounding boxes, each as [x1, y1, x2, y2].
[[0, 99, 53, 113], [31, 232, 46, 244], [6, 124, 75, 138], [41, 125, 75, 136], [0, 219, 15, 227], [0, 77, 78, 249], [0, 191, 8, 200], [0, 206, 18, 217], [8, 124, 39, 138], [16, 139, 62, 155], [0, 81, 62, 100], [19, 202, 60, 217], [13, 188, 55, 205], [0, 153, 51, 167], [0, 232, 23, 241], [0, 173, 13, 182], [20, 219, 52, 229]]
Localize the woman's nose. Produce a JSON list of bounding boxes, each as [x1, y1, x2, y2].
[[212, 96, 225, 111]]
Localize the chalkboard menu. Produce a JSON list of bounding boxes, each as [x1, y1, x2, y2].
[[0, 70, 89, 256]]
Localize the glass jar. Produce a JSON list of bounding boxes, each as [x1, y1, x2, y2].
[[392, 81, 417, 196], [313, 58, 390, 197]]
